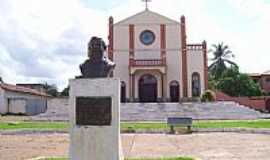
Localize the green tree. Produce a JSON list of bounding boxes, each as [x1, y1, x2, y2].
[[60, 86, 70, 97], [209, 42, 237, 79], [216, 66, 262, 97], [43, 83, 58, 97]]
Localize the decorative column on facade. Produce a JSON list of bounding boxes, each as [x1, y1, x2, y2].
[[129, 24, 135, 100], [161, 73, 167, 101], [203, 41, 209, 90], [160, 24, 166, 65], [108, 16, 114, 61], [108, 16, 114, 77], [181, 15, 188, 97], [160, 24, 167, 100]]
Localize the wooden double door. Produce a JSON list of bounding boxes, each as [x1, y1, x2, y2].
[[139, 74, 157, 102]]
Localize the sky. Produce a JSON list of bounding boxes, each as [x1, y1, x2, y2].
[[0, 0, 269, 90]]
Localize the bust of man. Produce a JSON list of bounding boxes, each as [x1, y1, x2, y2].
[[79, 37, 116, 78]]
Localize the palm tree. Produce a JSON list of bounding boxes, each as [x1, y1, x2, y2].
[[209, 42, 237, 79]]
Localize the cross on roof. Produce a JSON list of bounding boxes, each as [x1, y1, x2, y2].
[[142, 0, 152, 10]]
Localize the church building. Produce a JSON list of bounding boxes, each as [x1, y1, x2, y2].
[[108, 7, 208, 102]]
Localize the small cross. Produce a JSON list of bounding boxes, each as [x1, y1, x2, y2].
[[142, 0, 152, 10]]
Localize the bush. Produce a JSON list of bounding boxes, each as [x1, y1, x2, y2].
[[201, 90, 216, 102]]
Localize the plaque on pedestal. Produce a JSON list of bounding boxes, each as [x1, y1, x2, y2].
[[76, 97, 112, 126]]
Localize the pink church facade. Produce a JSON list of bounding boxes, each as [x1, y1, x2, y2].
[[108, 10, 208, 102]]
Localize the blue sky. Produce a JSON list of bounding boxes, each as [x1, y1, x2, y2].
[[0, 0, 269, 90]]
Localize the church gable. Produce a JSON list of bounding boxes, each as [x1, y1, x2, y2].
[[110, 7, 208, 101], [115, 10, 179, 26]]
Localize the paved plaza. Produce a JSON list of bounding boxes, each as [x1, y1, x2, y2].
[[0, 133, 270, 160]]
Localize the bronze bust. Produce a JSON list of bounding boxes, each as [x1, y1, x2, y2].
[[79, 37, 115, 78]]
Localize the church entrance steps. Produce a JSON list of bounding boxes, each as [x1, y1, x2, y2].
[[120, 102, 265, 121], [32, 98, 269, 121]]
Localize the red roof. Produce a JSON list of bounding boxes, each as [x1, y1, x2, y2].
[[248, 73, 261, 77], [0, 83, 48, 97], [262, 70, 270, 75]]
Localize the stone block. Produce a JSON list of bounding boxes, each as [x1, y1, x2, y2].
[[69, 78, 123, 160]]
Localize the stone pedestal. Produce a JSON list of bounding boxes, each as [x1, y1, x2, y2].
[[69, 78, 123, 160]]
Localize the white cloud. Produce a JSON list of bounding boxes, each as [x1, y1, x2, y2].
[[0, 0, 107, 89], [0, 0, 269, 90]]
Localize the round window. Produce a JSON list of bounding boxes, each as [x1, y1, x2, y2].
[[140, 30, 155, 45]]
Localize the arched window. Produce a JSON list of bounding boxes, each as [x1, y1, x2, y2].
[[192, 72, 201, 97], [121, 81, 126, 102], [170, 81, 180, 102]]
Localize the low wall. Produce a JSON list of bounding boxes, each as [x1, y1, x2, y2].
[[216, 91, 269, 112], [48, 97, 68, 110]]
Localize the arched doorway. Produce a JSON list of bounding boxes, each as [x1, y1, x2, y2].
[[170, 81, 180, 102], [139, 74, 157, 102], [192, 72, 201, 97], [121, 81, 126, 103]]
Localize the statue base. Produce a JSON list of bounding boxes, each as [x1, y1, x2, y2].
[[69, 78, 123, 160]]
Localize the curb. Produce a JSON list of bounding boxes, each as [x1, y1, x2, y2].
[[29, 156, 201, 160], [0, 130, 67, 135], [28, 156, 66, 160], [193, 128, 270, 134], [1, 128, 270, 135]]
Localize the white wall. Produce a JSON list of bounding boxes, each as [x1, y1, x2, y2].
[[115, 10, 179, 25], [187, 49, 205, 98], [114, 25, 129, 51], [4, 91, 46, 114], [48, 98, 68, 109], [113, 10, 181, 61], [134, 25, 160, 60], [9, 99, 27, 114], [113, 51, 130, 98], [113, 23, 130, 98], [165, 25, 182, 98], [166, 25, 181, 50], [1, 89, 47, 114], [0, 87, 7, 114], [166, 51, 182, 98], [113, 10, 188, 100]]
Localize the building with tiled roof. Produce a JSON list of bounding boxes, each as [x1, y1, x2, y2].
[[0, 81, 48, 115], [16, 83, 47, 94], [249, 71, 270, 94]]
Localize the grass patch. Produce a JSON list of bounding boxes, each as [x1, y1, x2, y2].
[[0, 121, 68, 131], [121, 122, 167, 130], [194, 119, 270, 129], [122, 120, 270, 130], [127, 158, 194, 160], [43, 158, 67, 160], [0, 120, 270, 131]]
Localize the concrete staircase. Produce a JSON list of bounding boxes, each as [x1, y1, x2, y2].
[[121, 102, 266, 121], [32, 98, 269, 121]]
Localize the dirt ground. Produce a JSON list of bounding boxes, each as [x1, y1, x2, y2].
[[0, 133, 270, 160]]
